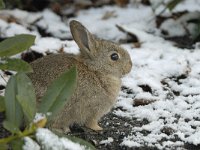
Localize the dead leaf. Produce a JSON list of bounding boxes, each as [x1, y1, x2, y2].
[[102, 11, 117, 20], [116, 24, 141, 47], [114, 0, 129, 7], [133, 98, 157, 106], [0, 14, 18, 23]]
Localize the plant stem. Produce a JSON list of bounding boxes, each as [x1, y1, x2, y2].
[[0, 125, 36, 144]]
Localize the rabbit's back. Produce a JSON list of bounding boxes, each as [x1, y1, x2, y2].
[[28, 54, 76, 100]]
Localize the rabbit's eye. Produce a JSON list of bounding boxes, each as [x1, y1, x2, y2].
[[110, 53, 119, 61]]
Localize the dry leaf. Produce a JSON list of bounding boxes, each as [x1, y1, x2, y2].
[[133, 98, 156, 106], [102, 11, 117, 20], [114, 0, 129, 7]]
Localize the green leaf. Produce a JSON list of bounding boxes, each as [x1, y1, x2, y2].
[[0, 96, 5, 112], [0, 34, 35, 57], [4, 75, 23, 132], [64, 135, 96, 150], [3, 120, 21, 134], [167, 0, 184, 11], [0, 58, 33, 73], [194, 23, 200, 41], [0, 0, 5, 9], [0, 143, 8, 150], [4, 73, 36, 129], [53, 131, 96, 150], [39, 66, 77, 119], [16, 73, 36, 123], [10, 138, 24, 150]]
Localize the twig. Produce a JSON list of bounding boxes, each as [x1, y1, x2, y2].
[[0, 72, 7, 84]]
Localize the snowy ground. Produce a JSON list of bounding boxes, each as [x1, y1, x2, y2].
[[0, 0, 200, 149]]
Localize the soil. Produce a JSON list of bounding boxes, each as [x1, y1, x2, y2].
[[69, 112, 153, 150]]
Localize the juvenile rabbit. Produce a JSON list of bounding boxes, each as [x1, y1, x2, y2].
[[28, 20, 132, 132]]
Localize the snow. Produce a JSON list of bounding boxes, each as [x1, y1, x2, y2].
[[99, 137, 114, 145], [173, 0, 200, 12], [36, 9, 71, 39], [37, 128, 85, 150], [0, 20, 39, 38], [0, 9, 42, 25], [160, 18, 186, 37], [23, 128, 86, 150], [23, 137, 40, 150], [31, 37, 63, 54], [160, 11, 200, 38], [31, 38, 79, 55], [150, 0, 200, 15], [73, 5, 154, 41], [1, 0, 200, 149], [33, 113, 46, 124]]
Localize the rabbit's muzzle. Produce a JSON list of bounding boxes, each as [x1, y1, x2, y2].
[[122, 60, 132, 75]]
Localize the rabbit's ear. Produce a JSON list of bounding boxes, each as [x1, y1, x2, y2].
[[70, 20, 95, 58]]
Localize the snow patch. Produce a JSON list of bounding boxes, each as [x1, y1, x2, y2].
[[36, 128, 86, 150]]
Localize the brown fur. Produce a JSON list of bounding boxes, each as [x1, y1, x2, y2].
[[28, 20, 132, 132]]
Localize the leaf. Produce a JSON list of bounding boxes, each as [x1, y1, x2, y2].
[[4, 75, 23, 132], [53, 131, 96, 150], [64, 135, 96, 150], [0, 0, 5, 9], [10, 138, 24, 150], [16, 73, 36, 123], [34, 117, 47, 128], [166, 0, 184, 11], [4, 73, 36, 129], [0, 96, 5, 112], [0, 34, 35, 57], [38, 66, 77, 119], [0, 143, 8, 150], [3, 120, 21, 134], [194, 23, 200, 41], [0, 58, 33, 73]]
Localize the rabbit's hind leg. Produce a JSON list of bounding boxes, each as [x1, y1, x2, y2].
[[85, 118, 103, 131]]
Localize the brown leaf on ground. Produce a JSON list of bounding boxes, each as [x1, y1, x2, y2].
[[133, 98, 157, 106], [114, 0, 129, 7], [116, 24, 141, 47], [101, 11, 117, 20], [138, 84, 152, 93], [0, 14, 18, 23], [50, 2, 62, 14]]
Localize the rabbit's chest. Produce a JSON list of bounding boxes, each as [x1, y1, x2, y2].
[[104, 75, 121, 95], [77, 70, 121, 102], [94, 74, 121, 101]]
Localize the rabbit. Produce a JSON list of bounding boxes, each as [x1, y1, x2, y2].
[[28, 20, 132, 133]]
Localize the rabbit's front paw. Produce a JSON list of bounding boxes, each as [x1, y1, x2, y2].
[[85, 119, 103, 131], [64, 127, 71, 133]]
